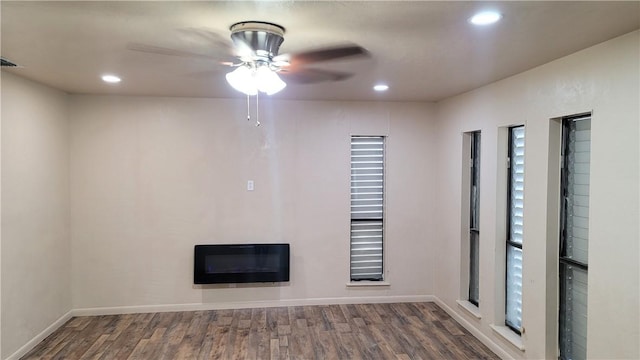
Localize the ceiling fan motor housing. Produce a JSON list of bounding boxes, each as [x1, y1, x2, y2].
[[230, 21, 285, 60]]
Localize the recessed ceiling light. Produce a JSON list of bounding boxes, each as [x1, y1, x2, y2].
[[469, 11, 502, 26], [373, 84, 389, 92], [101, 74, 121, 84]]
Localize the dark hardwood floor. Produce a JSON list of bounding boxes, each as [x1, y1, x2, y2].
[[21, 302, 498, 359]]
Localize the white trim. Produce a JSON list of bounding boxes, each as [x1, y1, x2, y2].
[[6, 310, 73, 360], [491, 324, 525, 351], [456, 299, 482, 319], [434, 297, 513, 360], [72, 295, 435, 316], [346, 281, 391, 287]]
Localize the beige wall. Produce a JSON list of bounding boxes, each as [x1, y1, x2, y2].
[[1, 72, 71, 359], [69, 97, 437, 309], [434, 30, 639, 359]]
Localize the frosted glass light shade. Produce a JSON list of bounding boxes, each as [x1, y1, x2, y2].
[[255, 66, 286, 95], [225, 66, 258, 95], [226, 65, 286, 96]]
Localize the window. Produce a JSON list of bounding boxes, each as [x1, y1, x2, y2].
[[350, 136, 384, 281], [469, 131, 481, 305], [559, 114, 591, 360], [506, 126, 525, 333]]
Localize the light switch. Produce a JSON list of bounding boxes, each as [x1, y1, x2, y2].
[[247, 180, 254, 191]]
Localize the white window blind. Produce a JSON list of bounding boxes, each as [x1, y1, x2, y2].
[[506, 126, 525, 332], [560, 265, 588, 360], [559, 115, 590, 360], [564, 119, 591, 264], [350, 136, 384, 281]]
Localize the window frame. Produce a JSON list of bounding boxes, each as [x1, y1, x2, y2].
[[349, 135, 385, 282], [468, 131, 481, 306], [505, 125, 525, 335], [558, 114, 591, 360]]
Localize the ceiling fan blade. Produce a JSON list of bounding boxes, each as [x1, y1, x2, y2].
[[127, 43, 231, 62], [184, 69, 224, 78], [275, 44, 369, 66], [176, 27, 233, 53], [280, 68, 354, 84]]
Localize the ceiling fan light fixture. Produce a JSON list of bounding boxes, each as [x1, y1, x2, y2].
[[226, 64, 286, 96]]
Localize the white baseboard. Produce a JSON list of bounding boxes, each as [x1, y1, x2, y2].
[[72, 294, 435, 316], [6, 310, 73, 360], [433, 296, 512, 360]]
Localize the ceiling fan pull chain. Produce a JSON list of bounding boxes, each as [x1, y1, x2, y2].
[[255, 91, 261, 127], [246, 94, 251, 122]]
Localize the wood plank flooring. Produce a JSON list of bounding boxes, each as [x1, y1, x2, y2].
[[21, 302, 498, 360]]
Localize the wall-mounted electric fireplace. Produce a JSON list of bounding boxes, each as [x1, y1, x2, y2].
[[194, 244, 290, 284]]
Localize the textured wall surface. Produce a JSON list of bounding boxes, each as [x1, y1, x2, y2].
[[1, 73, 71, 359]]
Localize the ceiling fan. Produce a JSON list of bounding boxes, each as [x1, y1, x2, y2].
[[128, 21, 370, 96]]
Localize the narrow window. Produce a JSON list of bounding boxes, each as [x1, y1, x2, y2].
[[559, 115, 591, 360], [350, 136, 384, 281], [506, 126, 525, 333], [469, 131, 481, 305]]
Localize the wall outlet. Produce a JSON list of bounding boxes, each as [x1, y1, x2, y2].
[[247, 180, 254, 191]]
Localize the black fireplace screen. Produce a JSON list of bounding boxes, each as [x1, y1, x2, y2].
[[194, 244, 290, 284]]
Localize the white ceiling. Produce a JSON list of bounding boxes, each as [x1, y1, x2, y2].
[[2, 1, 639, 102]]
